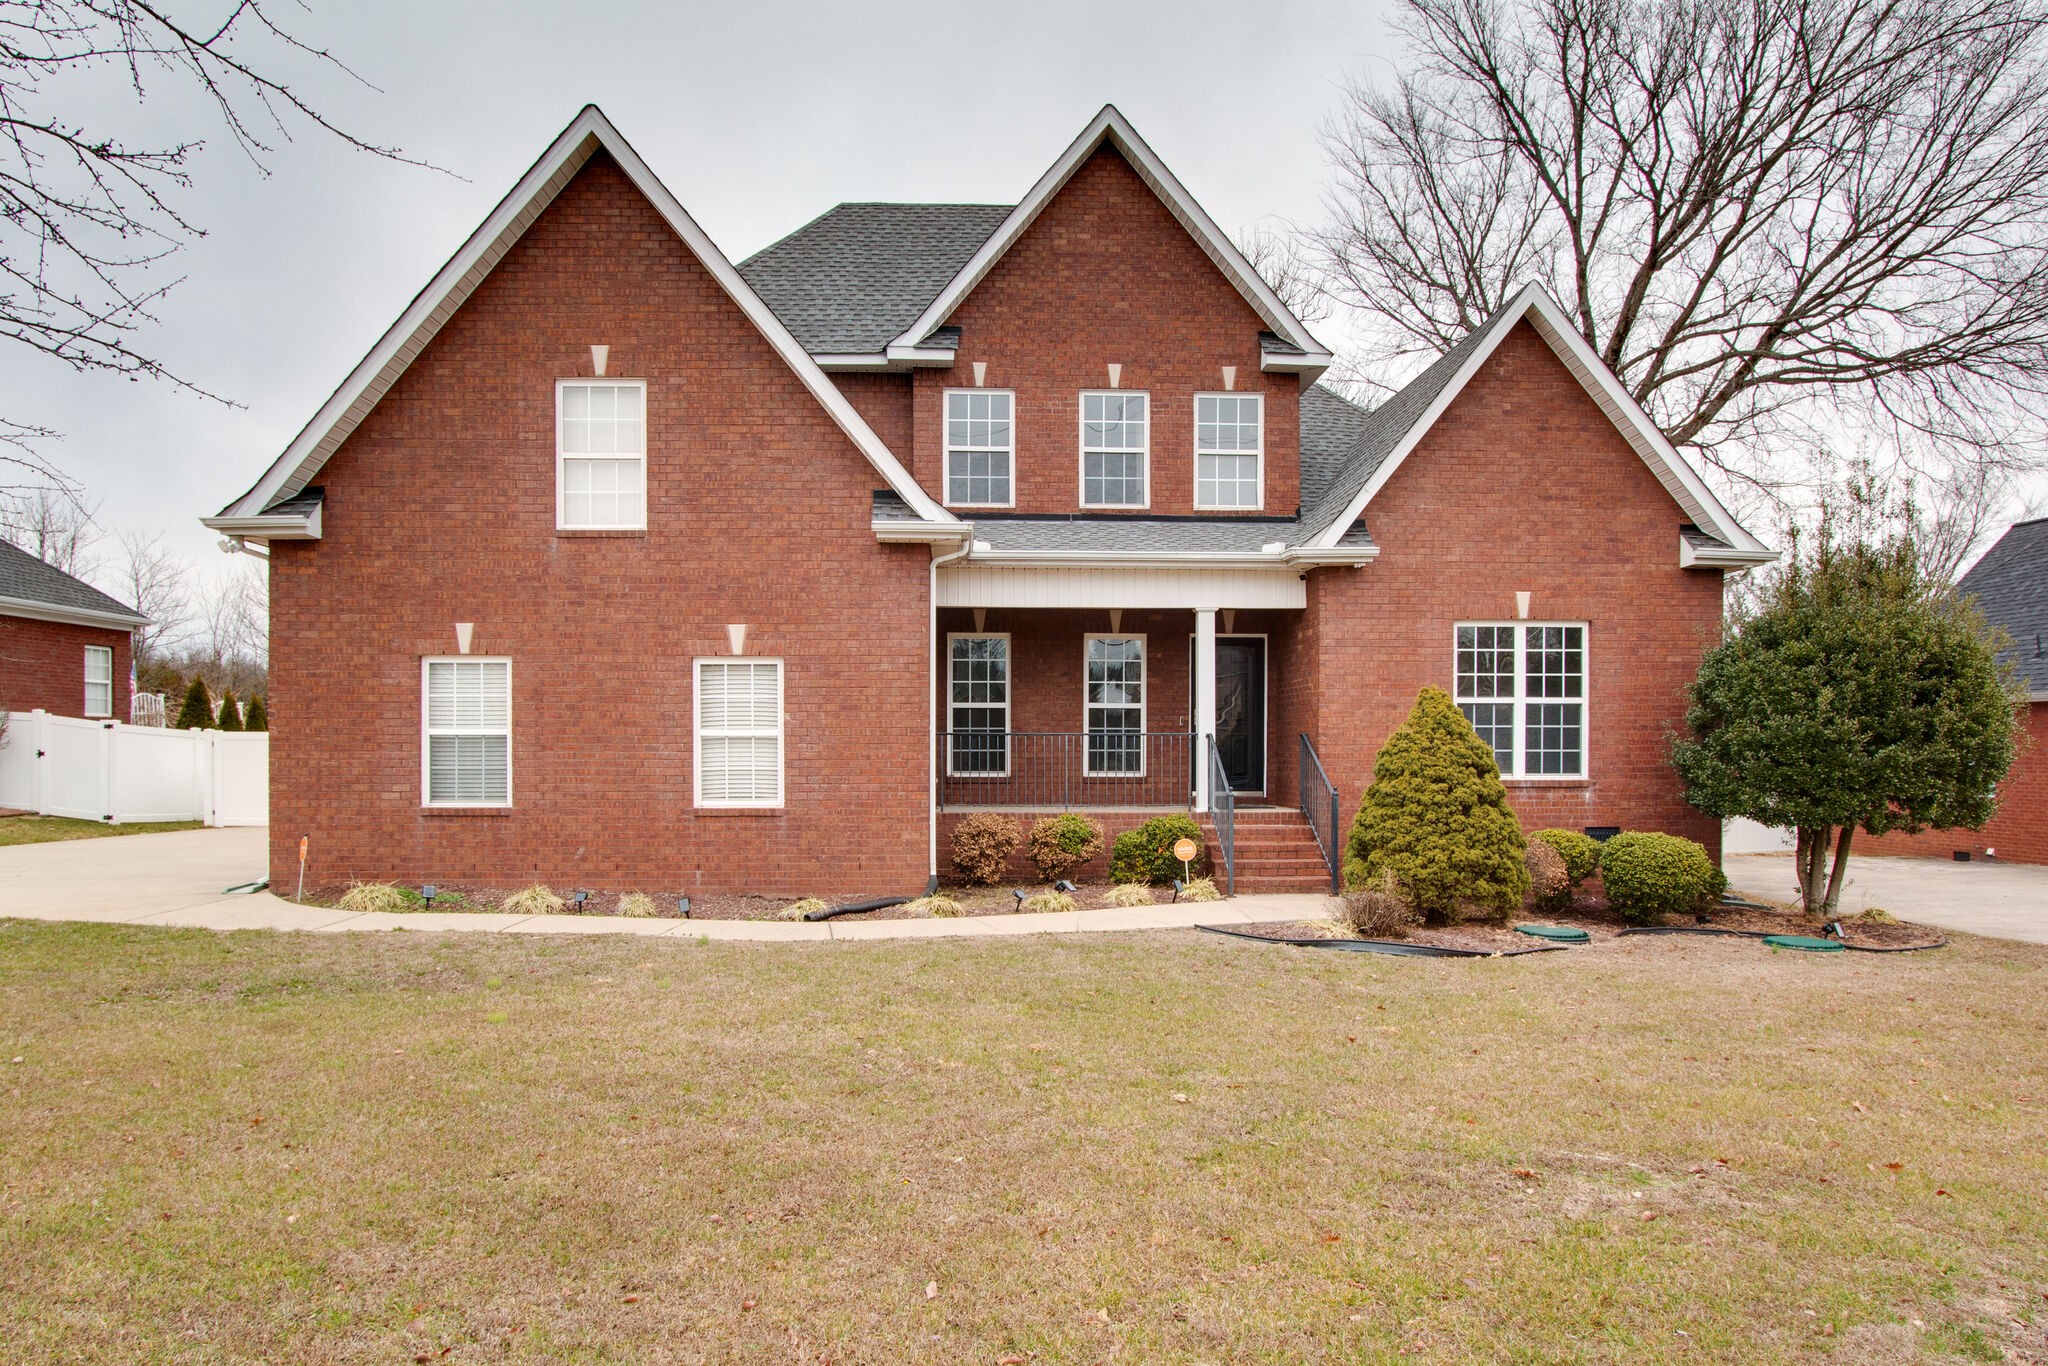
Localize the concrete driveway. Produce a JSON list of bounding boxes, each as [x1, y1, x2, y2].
[[0, 825, 274, 925], [1725, 853, 2048, 946]]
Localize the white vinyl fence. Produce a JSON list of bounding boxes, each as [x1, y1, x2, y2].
[[0, 710, 267, 827]]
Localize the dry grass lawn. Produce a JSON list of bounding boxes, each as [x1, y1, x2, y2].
[[0, 816, 203, 847], [1, 919, 2043, 1364]]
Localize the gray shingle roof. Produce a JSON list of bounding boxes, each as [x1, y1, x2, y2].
[[737, 204, 1012, 354], [0, 539, 144, 623], [1299, 383, 1372, 513], [1959, 517, 2048, 695], [970, 516, 1305, 555]]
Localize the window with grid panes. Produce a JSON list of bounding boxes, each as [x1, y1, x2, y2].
[[1085, 636, 1145, 775], [1080, 392, 1147, 506], [1195, 393, 1262, 508], [948, 635, 1009, 776], [945, 390, 1014, 506], [1453, 624, 1585, 777]]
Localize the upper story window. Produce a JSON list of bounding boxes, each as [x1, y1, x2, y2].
[[557, 380, 646, 529], [945, 390, 1014, 507], [1195, 393, 1263, 509], [1080, 392, 1148, 507], [1454, 624, 1586, 778], [423, 658, 512, 806], [83, 646, 112, 718]]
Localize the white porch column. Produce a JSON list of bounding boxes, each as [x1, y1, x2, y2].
[[1194, 608, 1217, 812]]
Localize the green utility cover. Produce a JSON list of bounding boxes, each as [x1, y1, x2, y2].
[[1515, 924, 1591, 943], [1763, 934, 1844, 952]]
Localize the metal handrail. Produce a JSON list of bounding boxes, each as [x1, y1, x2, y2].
[[936, 731, 1195, 810], [1299, 733, 1341, 895], [1207, 734, 1235, 897]]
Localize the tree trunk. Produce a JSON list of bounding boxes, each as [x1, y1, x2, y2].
[[1794, 826, 1834, 913], [1821, 825, 1856, 916]]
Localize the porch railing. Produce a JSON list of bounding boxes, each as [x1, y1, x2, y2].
[[937, 732, 1193, 810], [1299, 733, 1341, 895], [1206, 734, 1235, 896]]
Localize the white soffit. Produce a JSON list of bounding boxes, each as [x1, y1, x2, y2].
[[214, 106, 953, 527], [936, 564, 1307, 611]]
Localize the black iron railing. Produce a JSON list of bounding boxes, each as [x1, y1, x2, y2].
[[937, 732, 1194, 809], [1299, 733, 1341, 894], [1207, 733, 1235, 897]]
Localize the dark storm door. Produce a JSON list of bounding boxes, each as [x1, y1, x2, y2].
[[1213, 638, 1267, 793]]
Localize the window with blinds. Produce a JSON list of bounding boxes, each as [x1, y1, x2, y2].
[[695, 659, 784, 807], [423, 658, 511, 805], [83, 645, 113, 718]]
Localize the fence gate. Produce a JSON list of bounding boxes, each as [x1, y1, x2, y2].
[[0, 710, 268, 827]]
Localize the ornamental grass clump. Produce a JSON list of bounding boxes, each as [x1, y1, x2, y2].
[[616, 892, 659, 918], [1597, 832, 1717, 924], [1345, 687, 1528, 923], [951, 813, 1023, 886], [501, 884, 567, 917], [1109, 814, 1206, 884], [1026, 812, 1104, 882], [779, 897, 828, 922], [904, 894, 965, 918], [1020, 889, 1079, 914], [1103, 882, 1155, 908], [1176, 876, 1221, 903], [337, 882, 413, 915]]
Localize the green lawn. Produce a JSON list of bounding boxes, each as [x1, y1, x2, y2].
[[0, 815, 203, 847], [1, 920, 2042, 1363]]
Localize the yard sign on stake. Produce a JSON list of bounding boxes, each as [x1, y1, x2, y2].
[[1174, 836, 1198, 889], [297, 836, 308, 904]]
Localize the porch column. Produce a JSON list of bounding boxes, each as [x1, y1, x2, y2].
[[1194, 608, 1217, 812]]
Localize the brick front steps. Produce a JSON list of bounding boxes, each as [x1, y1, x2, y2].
[[1202, 806, 1337, 894]]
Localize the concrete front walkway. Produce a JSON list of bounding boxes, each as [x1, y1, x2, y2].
[[0, 826, 1332, 940], [1725, 853, 2048, 946]]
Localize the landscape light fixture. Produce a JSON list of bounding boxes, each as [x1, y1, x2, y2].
[[570, 890, 590, 913], [676, 896, 691, 918], [1171, 879, 1184, 904], [421, 884, 437, 909], [1053, 880, 1077, 893], [1011, 889, 1028, 911]]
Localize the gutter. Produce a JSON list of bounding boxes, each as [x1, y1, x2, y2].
[[1679, 534, 1777, 570], [201, 503, 323, 542], [0, 595, 148, 631], [928, 536, 974, 883]]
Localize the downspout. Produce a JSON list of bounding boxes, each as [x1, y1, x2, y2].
[[929, 535, 973, 886]]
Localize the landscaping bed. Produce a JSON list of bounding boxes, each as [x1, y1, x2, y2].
[[300, 880, 1190, 921]]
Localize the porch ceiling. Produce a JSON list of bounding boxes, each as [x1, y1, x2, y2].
[[936, 563, 1306, 610]]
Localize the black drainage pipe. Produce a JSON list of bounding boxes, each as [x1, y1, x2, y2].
[[1198, 925, 1566, 958], [1618, 925, 1947, 953], [802, 895, 912, 923]]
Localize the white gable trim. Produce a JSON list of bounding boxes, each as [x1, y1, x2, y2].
[[1310, 283, 1772, 564], [211, 106, 953, 529], [888, 105, 1333, 370]]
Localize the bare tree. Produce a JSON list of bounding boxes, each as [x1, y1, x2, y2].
[[0, 1, 426, 491], [0, 487, 100, 576], [1237, 223, 1333, 325], [1315, 0, 2048, 498], [111, 528, 191, 670]]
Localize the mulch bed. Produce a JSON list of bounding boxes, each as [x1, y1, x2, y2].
[[301, 881, 1186, 922]]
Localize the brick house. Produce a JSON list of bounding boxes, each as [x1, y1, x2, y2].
[[0, 540, 144, 722], [205, 106, 1772, 896], [1861, 517, 2047, 865]]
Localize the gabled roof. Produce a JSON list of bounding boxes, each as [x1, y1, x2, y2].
[[207, 106, 954, 535], [1958, 517, 2048, 697], [0, 540, 146, 629], [886, 105, 1333, 375], [1300, 283, 1772, 566], [737, 204, 1011, 356]]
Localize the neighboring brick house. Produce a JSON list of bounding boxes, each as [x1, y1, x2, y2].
[[0, 540, 144, 722], [205, 105, 1772, 896], [1861, 518, 2048, 865]]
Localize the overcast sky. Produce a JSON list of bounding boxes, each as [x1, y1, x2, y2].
[[0, 0, 1399, 579]]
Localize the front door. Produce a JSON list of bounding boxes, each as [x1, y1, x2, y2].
[[1196, 637, 1266, 794]]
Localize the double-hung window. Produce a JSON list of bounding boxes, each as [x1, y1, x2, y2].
[[944, 390, 1014, 507], [947, 634, 1009, 776], [1084, 635, 1145, 776], [557, 380, 646, 529], [1080, 392, 1148, 507], [423, 658, 512, 806], [695, 660, 784, 807], [1453, 624, 1586, 777], [83, 646, 113, 718], [1195, 393, 1262, 509]]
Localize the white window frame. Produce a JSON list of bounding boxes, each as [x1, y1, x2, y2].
[[420, 657, 513, 808], [1193, 391, 1264, 511], [1452, 622, 1589, 780], [942, 388, 1017, 509], [556, 378, 648, 530], [1083, 632, 1147, 778], [1077, 390, 1150, 509], [945, 632, 1011, 779], [693, 658, 785, 809], [83, 645, 113, 718]]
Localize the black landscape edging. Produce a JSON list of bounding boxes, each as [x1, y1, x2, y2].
[[1197, 924, 1567, 958]]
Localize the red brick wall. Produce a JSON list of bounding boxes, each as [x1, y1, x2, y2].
[[834, 372, 913, 455], [1307, 321, 1726, 857], [0, 615, 131, 720], [907, 147, 1301, 517], [266, 153, 932, 898], [1859, 702, 2048, 864]]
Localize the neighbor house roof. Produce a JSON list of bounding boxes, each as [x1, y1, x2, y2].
[[0, 540, 146, 630], [1959, 517, 2048, 698], [206, 105, 955, 540]]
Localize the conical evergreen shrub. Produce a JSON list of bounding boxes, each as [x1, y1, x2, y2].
[[243, 696, 268, 732], [173, 677, 213, 730], [1345, 686, 1530, 922], [216, 690, 242, 731]]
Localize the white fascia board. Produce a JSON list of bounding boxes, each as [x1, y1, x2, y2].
[[873, 520, 974, 545], [887, 105, 1330, 358], [816, 354, 895, 372], [953, 546, 1375, 570], [215, 106, 957, 532], [0, 595, 147, 631], [1309, 282, 1772, 564], [881, 341, 960, 367], [1678, 534, 1778, 570], [2031, 689, 2048, 704], [200, 501, 323, 543], [1259, 350, 1336, 379]]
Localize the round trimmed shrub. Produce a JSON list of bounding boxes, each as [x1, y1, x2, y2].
[[1026, 812, 1104, 882], [1109, 813, 1206, 885], [951, 812, 1023, 886], [1525, 840, 1571, 914], [1598, 831, 1717, 924], [1532, 828, 1601, 883], [1345, 687, 1529, 923]]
